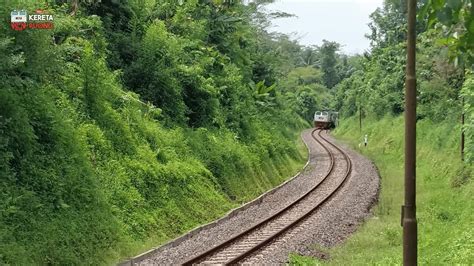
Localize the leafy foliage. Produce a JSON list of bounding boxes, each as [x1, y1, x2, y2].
[[0, 0, 315, 264], [319, 40, 341, 89], [334, 0, 471, 133], [420, 0, 474, 64]]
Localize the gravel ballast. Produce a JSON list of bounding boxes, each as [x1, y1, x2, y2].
[[124, 129, 380, 265], [242, 131, 380, 264]]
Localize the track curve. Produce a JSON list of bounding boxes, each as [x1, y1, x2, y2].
[[181, 129, 353, 265]]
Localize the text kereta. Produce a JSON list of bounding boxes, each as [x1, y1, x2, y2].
[[28, 14, 53, 21]]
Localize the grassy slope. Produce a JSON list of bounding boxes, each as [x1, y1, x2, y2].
[[125, 133, 309, 261], [0, 39, 310, 264], [290, 116, 473, 265]]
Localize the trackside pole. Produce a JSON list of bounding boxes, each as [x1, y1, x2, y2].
[[402, 0, 417, 265], [461, 96, 465, 161]]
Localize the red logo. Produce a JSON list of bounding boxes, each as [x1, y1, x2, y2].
[[10, 22, 27, 31]]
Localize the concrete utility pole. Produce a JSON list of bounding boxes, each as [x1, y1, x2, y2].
[[402, 0, 417, 265]]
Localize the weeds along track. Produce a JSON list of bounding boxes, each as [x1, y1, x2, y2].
[[181, 129, 353, 265]]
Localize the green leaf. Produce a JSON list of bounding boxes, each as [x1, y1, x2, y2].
[[447, 0, 462, 10], [466, 19, 474, 34], [418, 1, 432, 19], [432, 0, 445, 9], [435, 37, 456, 46], [428, 12, 438, 28], [436, 8, 453, 25], [264, 83, 277, 93]]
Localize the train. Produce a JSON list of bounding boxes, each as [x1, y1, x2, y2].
[[313, 111, 338, 129]]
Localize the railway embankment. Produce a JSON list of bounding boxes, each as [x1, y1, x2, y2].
[[290, 116, 473, 264], [122, 128, 380, 265]]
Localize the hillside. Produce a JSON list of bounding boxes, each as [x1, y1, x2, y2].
[[1, 0, 473, 264], [1, 1, 311, 264]]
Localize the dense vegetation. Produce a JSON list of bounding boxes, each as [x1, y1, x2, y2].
[[1, 0, 472, 264], [289, 0, 473, 264], [331, 0, 473, 162], [0, 0, 318, 264]]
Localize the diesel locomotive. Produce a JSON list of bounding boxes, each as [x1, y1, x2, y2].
[[313, 111, 338, 129]]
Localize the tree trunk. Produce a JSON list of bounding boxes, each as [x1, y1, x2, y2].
[[70, 0, 79, 16]]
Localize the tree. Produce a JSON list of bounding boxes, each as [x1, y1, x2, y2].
[[298, 46, 319, 67], [420, 0, 474, 66], [366, 0, 407, 49], [319, 40, 341, 89]]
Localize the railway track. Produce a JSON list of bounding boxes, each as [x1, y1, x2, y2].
[[181, 129, 353, 265]]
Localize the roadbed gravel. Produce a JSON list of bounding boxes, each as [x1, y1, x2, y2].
[[242, 131, 380, 264], [120, 129, 380, 265]]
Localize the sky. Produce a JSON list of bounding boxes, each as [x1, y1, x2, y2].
[[266, 0, 384, 55]]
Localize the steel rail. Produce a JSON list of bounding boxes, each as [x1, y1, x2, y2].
[[182, 129, 351, 265], [226, 130, 352, 265], [181, 129, 333, 265]]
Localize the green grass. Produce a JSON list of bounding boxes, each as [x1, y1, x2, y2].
[[123, 133, 309, 262], [289, 116, 473, 265]]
